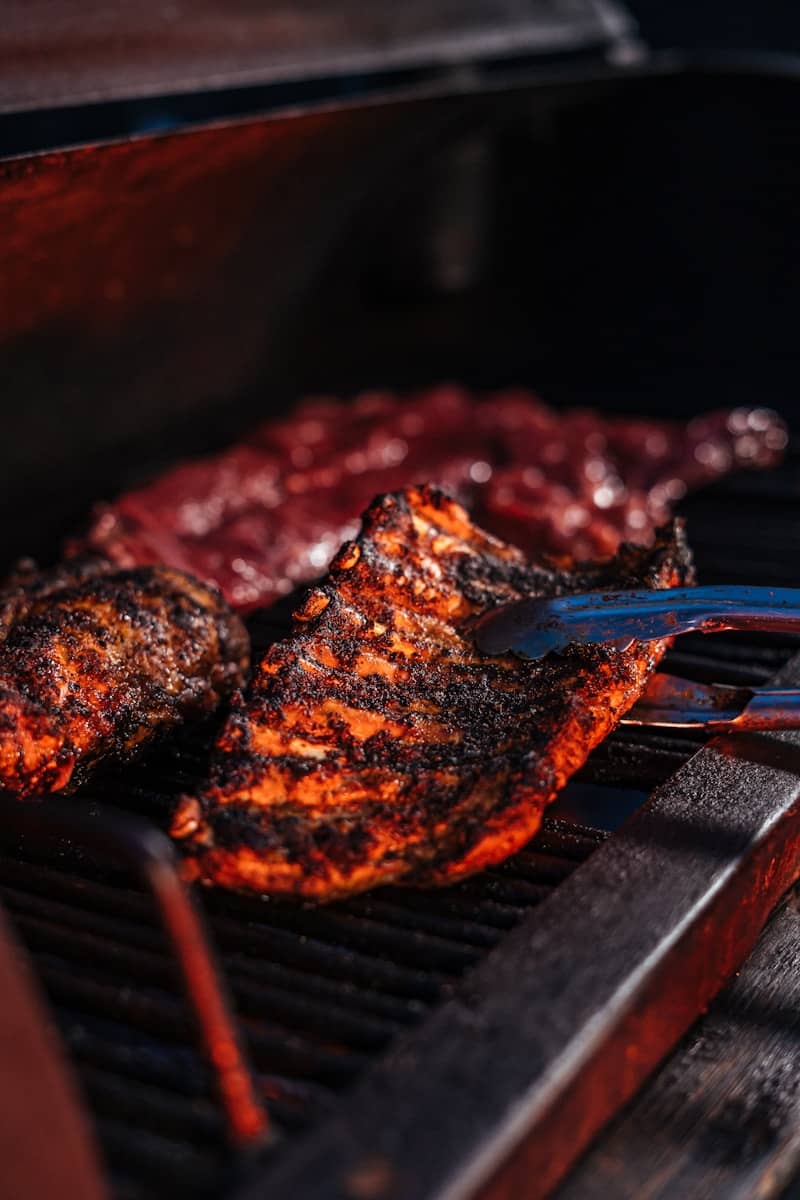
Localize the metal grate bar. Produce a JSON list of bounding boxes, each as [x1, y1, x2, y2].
[[202, 912, 451, 1001], [96, 1116, 222, 1195], [0, 801, 267, 1149], [4, 902, 404, 1052], [55, 1008, 334, 1129], [201, 905, 483, 973], [334, 897, 503, 947]]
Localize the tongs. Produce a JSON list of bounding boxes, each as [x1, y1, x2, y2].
[[474, 586, 800, 733], [623, 673, 800, 733]]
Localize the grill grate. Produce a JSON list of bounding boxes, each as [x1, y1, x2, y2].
[[0, 809, 603, 1199], [2, 446, 800, 1199]]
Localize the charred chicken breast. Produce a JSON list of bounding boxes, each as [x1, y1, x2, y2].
[[0, 559, 248, 797], [172, 486, 692, 900]]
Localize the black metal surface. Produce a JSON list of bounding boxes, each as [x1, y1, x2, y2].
[[0, 801, 267, 1149], [0, 809, 601, 1199]]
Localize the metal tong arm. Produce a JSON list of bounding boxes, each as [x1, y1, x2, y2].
[[474, 585, 800, 659], [624, 672, 800, 733], [545, 586, 800, 635]]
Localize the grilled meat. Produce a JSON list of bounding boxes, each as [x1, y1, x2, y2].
[[0, 559, 248, 798], [172, 486, 692, 900], [73, 389, 782, 610]]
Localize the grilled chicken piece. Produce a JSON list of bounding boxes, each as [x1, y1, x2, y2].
[[172, 486, 693, 900], [0, 559, 248, 798]]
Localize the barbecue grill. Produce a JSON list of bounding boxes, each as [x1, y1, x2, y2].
[[3, 4, 800, 1198]]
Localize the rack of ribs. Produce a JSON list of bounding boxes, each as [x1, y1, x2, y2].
[[73, 389, 782, 611]]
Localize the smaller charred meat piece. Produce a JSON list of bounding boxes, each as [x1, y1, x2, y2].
[[172, 485, 692, 900], [0, 559, 248, 798]]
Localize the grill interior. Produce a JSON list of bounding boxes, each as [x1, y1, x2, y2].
[[1, 442, 799, 1200], [3, 61, 800, 1200]]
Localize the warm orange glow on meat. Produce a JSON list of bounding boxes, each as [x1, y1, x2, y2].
[[172, 486, 693, 900], [0, 559, 248, 797]]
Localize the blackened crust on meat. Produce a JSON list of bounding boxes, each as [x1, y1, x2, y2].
[[172, 485, 693, 900], [0, 559, 249, 798]]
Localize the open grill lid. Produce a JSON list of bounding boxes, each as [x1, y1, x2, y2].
[[0, 0, 636, 117]]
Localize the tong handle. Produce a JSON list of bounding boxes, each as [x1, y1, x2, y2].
[[637, 586, 800, 637], [542, 585, 800, 647], [624, 673, 800, 733], [474, 584, 800, 660], [737, 688, 800, 730]]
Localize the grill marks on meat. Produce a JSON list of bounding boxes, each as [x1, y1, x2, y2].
[[73, 388, 784, 611], [0, 560, 248, 798], [171, 486, 693, 900]]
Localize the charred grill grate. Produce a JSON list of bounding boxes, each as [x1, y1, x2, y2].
[[1, 444, 800, 1199], [0, 808, 603, 1199]]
